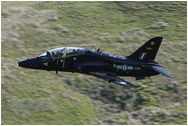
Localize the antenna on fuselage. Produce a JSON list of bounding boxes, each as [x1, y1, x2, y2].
[[97, 48, 100, 52]]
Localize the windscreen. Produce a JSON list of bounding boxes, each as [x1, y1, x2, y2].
[[38, 51, 52, 59]]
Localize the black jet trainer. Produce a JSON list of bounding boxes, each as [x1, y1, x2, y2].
[[18, 37, 174, 87]]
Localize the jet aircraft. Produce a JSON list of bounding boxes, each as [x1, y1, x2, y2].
[[18, 37, 174, 87]]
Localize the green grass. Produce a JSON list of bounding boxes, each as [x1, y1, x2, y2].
[[49, 1, 186, 41], [147, 103, 187, 125], [1, 65, 96, 124]]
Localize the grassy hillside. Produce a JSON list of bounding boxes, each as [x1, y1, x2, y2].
[[1, 1, 187, 125]]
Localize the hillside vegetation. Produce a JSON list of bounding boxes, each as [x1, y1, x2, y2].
[[1, 1, 187, 125]]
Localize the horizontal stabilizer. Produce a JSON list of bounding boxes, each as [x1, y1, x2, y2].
[[152, 66, 174, 78]]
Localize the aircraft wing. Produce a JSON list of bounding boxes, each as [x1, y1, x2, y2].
[[88, 71, 136, 87]]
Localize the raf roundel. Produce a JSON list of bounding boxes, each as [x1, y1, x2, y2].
[[122, 65, 128, 71], [113, 64, 116, 67]]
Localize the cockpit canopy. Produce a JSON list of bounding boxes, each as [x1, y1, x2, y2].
[[38, 47, 85, 59]]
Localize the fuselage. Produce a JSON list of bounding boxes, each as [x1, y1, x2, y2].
[[18, 47, 160, 77]]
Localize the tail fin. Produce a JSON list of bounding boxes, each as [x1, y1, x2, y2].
[[127, 37, 163, 61]]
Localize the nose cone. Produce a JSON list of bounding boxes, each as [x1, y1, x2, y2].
[[17, 60, 29, 68], [18, 57, 42, 69]]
